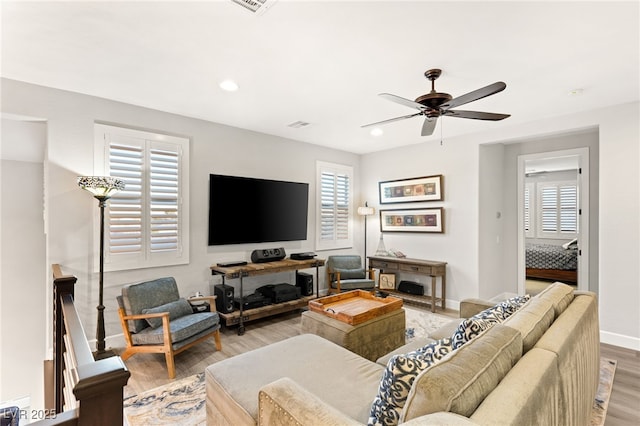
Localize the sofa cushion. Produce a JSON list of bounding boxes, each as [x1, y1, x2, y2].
[[141, 297, 194, 328], [469, 348, 560, 425], [401, 325, 522, 422], [534, 282, 575, 318], [131, 311, 219, 345], [368, 338, 454, 426], [503, 297, 555, 353], [121, 277, 181, 333]]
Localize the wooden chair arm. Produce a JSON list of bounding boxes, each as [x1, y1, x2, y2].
[[121, 311, 170, 321]]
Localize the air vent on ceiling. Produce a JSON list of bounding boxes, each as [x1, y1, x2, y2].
[[231, 0, 278, 16], [288, 121, 311, 129]]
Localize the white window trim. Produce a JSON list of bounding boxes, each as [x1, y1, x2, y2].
[[315, 161, 353, 251], [94, 123, 190, 271]]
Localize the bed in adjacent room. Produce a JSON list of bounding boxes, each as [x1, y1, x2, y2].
[[525, 240, 578, 284]]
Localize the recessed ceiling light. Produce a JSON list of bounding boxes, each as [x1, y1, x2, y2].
[[219, 79, 239, 92], [568, 88, 584, 96], [370, 128, 384, 137]]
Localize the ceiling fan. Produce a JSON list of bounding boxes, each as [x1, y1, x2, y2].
[[362, 69, 510, 136]]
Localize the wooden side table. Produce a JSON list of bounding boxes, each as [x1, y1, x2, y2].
[[368, 256, 447, 313]]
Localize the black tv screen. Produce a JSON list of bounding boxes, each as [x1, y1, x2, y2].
[[208, 174, 309, 245]]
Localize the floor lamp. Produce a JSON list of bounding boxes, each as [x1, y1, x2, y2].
[[77, 176, 125, 360], [357, 202, 375, 269]]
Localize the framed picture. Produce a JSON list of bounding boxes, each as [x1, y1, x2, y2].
[[380, 208, 444, 233], [379, 175, 443, 204], [379, 273, 396, 290]]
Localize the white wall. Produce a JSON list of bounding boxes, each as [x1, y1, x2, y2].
[[361, 137, 480, 307], [362, 102, 639, 350], [0, 119, 47, 410], [0, 78, 362, 363]]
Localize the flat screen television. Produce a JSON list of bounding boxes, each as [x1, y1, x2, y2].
[[208, 174, 309, 245]]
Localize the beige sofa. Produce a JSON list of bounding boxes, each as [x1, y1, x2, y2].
[[205, 283, 599, 425]]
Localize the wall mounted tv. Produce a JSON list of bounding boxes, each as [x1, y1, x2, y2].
[[208, 174, 309, 246]]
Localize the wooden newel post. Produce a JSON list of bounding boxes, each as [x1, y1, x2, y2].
[[73, 358, 131, 425]]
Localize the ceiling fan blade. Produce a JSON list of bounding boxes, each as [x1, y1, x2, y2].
[[442, 109, 510, 121], [440, 82, 506, 110], [361, 112, 423, 128], [379, 93, 427, 111], [421, 117, 437, 136]]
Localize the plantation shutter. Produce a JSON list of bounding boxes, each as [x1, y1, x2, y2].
[[559, 184, 577, 233], [524, 184, 531, 233], [149, 145, 180, 252], [316, 162, 353, 250], [108, 140, 144, 256], [541, 186, 558, 232]]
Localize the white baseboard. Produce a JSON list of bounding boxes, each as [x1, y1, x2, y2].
[[600, 330, 640, 351]]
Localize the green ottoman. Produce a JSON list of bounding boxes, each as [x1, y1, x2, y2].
[[301, 308, 406, 361]]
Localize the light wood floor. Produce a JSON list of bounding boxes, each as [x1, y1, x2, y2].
[[118, 308, 640, 425]]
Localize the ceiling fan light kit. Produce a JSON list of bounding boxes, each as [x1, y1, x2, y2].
[[363, 68, 510, 136]]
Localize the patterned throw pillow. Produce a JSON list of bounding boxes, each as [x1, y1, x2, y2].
[[451, 295, 531, 349], [475, 294, 531, 322], [141, 298, 193, 328], [368, 338, 453, 426], [451, 317, 497, 349]]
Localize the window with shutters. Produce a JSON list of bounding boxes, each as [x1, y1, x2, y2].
[[316, 161, 353, 251], [95, 124, 189, 271], [536, 181, 577, 238]]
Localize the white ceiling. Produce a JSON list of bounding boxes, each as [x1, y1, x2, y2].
[[1, 0, 639, 154]]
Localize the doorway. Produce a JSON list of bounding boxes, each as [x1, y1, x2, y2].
[[517, 148, 589, 295]]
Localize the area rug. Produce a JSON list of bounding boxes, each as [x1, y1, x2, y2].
[[123, 308, 617, 426], [404, 306, 453, 342]]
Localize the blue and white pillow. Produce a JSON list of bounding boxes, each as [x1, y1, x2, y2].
[[451, 317, 497, 349], [368, 338, 453, 426], [451, 295, 531, 349]]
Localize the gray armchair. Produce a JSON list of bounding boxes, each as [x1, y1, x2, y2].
[[326, 255, 375, 295], [117, 277, 222, 379]]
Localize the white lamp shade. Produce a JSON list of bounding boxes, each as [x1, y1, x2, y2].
[[357, 206, 375, 216]]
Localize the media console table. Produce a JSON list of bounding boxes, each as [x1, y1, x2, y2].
[[368, 256, 447, 313], [210, 258, 325, 335]]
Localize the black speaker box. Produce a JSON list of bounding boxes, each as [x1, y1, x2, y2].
[[251, 247, 286, 263], [296, 271, 314, 296], [397, 280, 424, 296], [214, 284, 235, 313]]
